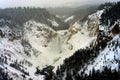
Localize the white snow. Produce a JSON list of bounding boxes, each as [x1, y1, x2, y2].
[[23, 20, 97, 72], [0, 17, 97, 80], [65, 16, 74, 22], [0, 10, 105, 80], [48, 19, 59, 27], [99, 25, 104, 31], [81, 34, 120, 75], [88, 10, 103, 19]]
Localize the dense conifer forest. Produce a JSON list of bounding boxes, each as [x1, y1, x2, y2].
[[0, 7, 69, 30], [100, 2, 120, 26]]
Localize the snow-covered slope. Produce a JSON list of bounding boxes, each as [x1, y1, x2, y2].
[[1, 6, 119, 80], [82, 34, 120, 75], [65, 16, 74, 22], [46, 8, 120, 80], [0, 25, 44, 80], [23, 20, 96, 70], [0, 16, 97, 79], [79, 11, 120, 76]]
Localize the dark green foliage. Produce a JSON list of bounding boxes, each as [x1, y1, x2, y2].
[[54, 65, 119, 80], [0, 7, 69, 30], [97, 30, 112, 49], [52, 35, 120, 80], [65, 70, 73, 80], [10, 60, 29, 76], [100, 1, 120, 26], [98, 2, 114, 10], [69, 6, 98, 23], [80, 67, 119, 80], [0, 7, 51, 25], [53, 44, 100, 80], [35, 65, 54, 80], [0, 68, 9, 80], [0, 67, 29, 80]]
